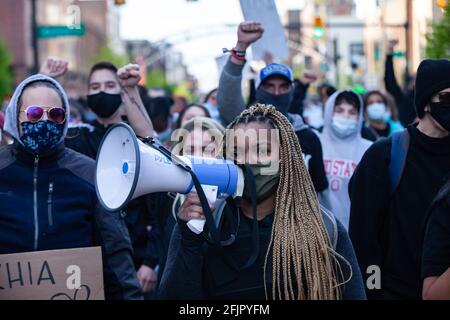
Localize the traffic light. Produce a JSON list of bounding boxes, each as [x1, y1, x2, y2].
[[114, 0, 126, 5], [313, 16, 325, 39]]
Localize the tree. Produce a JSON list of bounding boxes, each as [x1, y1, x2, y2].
[[145, 69, 167, 89], [425, 5, 450, 59], [92, 43, 129, 67], [0, 40, 13, 101]]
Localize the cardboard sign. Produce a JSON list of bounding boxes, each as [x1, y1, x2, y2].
[[0, 247, 104, 300], [239, 0, 289, 61]]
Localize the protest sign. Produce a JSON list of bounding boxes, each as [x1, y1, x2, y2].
[[0, 247, 104, 300], [239, 0, 289, 61]]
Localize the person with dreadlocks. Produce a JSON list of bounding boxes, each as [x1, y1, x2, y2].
[[216, 21, 331, 211], [158, 104, 365, 300]]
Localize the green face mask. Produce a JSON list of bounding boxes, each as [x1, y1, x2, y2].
[[242, 162, 280, 204]]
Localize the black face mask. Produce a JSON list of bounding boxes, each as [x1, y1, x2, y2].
[[255, 87, 293, 115], [430, 102, 450, 132], [87, 92, 122, 118]]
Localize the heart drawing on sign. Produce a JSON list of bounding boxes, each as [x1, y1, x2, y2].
[[50, 284, 91, 300]]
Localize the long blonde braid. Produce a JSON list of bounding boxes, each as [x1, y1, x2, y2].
[[225, 103, 344, 300]]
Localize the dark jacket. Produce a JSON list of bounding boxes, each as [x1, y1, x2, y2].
[[384, 54, 417, 127], [349, 125, 450, 299], [65, 121, 110, 160], [422, 179, 450, 282], [158, 204, 366, 300], [66, 121, 162, 272], [0, 143, 142, 300], [288, 79, 310, 116]]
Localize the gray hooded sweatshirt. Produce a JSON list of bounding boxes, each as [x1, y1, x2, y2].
[[319, 90, 372, 229], [4, 74, 70, 143]]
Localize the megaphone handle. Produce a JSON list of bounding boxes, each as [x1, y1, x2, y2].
[[187, 219, 206, 235]]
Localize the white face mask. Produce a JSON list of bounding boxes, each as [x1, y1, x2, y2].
[[331, 116, 358, 138], [367, 103, 387, 121], [303, 104, 324, 129]]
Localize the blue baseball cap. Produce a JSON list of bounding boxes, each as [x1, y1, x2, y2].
[[256, 63, 294, 89]]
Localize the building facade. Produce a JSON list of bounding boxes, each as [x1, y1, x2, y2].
[[0, 0, 124, 84]]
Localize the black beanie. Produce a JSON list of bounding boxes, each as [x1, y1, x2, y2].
[[415, 59, 450, 118]]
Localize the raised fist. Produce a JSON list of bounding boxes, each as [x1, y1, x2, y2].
[[388, 39, 399, 54], [40, 58, 68, 78], [299, 70, 318, 85], [117, 64, 141, 88], [235, 21, 264, 51]]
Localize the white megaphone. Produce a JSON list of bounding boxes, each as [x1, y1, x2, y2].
[[95, 123, 245, 234]]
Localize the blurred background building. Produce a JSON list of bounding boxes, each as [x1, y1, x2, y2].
[[284, 0, 446, 90], [0, 0, 447, 96]]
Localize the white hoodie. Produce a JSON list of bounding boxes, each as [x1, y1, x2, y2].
[[319, 90, 372, 229]]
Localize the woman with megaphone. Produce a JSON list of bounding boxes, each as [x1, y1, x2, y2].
[[158, 104, 366, 300]]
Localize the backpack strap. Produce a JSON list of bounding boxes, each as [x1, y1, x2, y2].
[[389, 130, 410, 194]]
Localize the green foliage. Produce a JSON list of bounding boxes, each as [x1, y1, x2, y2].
[[0, 39, 13, 100], [425, 6, 450, 59], [145, 70, 177, 95], [146, 69, 167, 89], [93, 44, 129, 67]]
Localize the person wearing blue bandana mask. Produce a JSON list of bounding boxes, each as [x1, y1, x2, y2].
[[216, 21, 331, 210], [47, 59, 161, 298], [1, 74, 142, 300], [319, 90, 372, 230], [362, 90, 403, 141]]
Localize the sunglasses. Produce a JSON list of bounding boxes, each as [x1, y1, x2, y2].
[[437, 92, 450, 103], [21, 106, 66, 124]]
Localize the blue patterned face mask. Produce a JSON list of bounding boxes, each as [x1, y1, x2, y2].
[[20, 120, 65, 154]]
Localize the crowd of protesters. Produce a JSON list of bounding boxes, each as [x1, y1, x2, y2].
[[0, 21, 449, 300]]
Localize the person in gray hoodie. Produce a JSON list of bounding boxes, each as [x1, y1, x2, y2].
[[217, 21, 330, 207], [319, 90, 372, 230], [1, 74, 142, 300]]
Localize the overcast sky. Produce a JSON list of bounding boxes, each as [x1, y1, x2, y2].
[[120, 0, 373, 92]]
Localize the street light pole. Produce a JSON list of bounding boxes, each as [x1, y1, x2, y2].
[[405, 0, 413, 81], [333, 37, 340, 86], [31, 0, 39, 74]]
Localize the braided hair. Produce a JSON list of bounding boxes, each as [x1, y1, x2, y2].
[[223, 103, 349, 300]]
